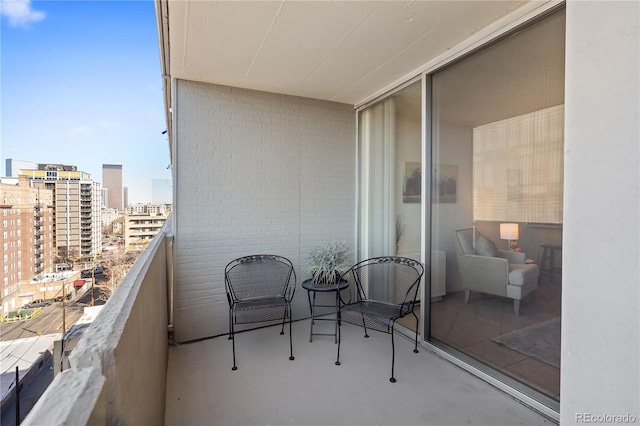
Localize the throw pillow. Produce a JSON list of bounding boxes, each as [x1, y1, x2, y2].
[[475, 233, 498, 257]]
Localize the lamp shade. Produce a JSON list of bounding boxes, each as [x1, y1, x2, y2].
[[500, 223, 519, 240]]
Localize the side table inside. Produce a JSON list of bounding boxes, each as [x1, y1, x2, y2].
[[302, 279, 349, 343]]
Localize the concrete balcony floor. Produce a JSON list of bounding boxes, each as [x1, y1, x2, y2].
[[165, 318, 553, 426]]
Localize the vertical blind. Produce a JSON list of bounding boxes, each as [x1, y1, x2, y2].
[[358, 97, 397, 260]]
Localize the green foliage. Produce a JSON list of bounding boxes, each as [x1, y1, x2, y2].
[[306, 241, 350, 285]]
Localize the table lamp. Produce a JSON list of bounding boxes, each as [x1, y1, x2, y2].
[[500, 223, 519, 250]]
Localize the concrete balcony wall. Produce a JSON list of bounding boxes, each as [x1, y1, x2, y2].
[[23, 219, 173, 425]]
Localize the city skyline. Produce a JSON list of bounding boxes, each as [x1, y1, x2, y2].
[[1, 0, 172, 204]]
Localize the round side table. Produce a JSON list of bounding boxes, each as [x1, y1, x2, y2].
[[302, 279, 349, 343]]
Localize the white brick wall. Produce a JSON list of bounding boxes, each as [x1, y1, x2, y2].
[[174, 81, 356, 342]]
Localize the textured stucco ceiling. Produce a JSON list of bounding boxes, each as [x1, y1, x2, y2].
[[163, 1, 537, 106]]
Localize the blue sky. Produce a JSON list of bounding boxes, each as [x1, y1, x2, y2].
[[1, 0, 171, 204]]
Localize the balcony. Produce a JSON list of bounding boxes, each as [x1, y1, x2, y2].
[[22, 221, 554, 426]]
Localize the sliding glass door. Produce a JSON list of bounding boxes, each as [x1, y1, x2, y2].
[[356, 6, 565, 411], [429, 8, 565, 407]]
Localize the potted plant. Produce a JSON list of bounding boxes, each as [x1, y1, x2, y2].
[[306, 241, 350, 285]]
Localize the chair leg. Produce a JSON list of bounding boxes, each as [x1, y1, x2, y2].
[[280, 307, 286, 335], [361, 314, 369, 338], [413, 312, 419, 354], [230, 313, 238, 371], [335, 318, 341, 366], [288, 305, 294, 361], [390, 326, 396, 383]]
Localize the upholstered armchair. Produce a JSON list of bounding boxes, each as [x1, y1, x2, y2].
[[454, 229, 539, 315]]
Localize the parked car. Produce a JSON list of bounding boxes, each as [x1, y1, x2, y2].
[[24, 299, 52, 309], [82, 266, 104, 278]]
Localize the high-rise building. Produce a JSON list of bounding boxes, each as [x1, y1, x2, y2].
[[0, 180, 55, 315], [123, 186, 128, 209], [152, 179, 172, 204], [5, 159, 35, 177], [102, 164, 123, 211], [20, 165, 102, 260]]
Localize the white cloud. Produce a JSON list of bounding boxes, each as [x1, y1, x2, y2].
[[0, 0, 46, 28]]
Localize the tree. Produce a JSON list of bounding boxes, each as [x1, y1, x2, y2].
[[93, 248, 138, 302]]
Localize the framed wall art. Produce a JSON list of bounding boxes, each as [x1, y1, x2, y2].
[[432, 163, 457, 203], [403, 161, 421, 203]]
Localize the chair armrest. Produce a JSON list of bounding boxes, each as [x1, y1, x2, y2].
[[460, 253, 509, 269], [456, 254, 509, 296], [497, 250, 525, 264]]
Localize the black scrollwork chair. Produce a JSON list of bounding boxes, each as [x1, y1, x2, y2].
[[224, 254, 296, 371], [336, 256, 424, 382]]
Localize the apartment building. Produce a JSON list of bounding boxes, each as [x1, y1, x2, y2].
[[101, 208, 120, 229], [19, 165, 102, 261], [123, 203, 171, 251], [0, 181, 55, 315]]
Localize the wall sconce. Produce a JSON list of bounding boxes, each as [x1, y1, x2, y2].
[[500, 223, 519, 250]]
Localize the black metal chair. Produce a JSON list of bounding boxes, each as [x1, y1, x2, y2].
[[335, 256, 424, 382], [224, 254, 296, 370]]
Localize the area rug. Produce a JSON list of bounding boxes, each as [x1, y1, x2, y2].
[[492, 317, 561, 369]]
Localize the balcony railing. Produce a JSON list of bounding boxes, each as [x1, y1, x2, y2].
[[23, 218, 173, 425]]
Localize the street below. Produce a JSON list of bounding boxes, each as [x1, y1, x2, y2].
[[1, 302, 86, 342]]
